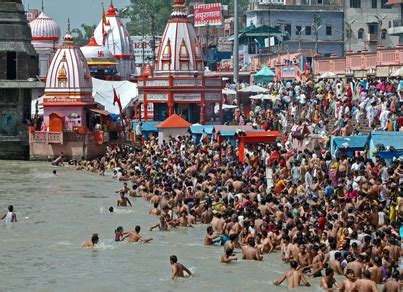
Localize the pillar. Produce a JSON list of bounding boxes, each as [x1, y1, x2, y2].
[[239, 139, 245, 163], [143, 93, 148, 120], [200, 75, 206, 125], [168, 74, 174, 116]]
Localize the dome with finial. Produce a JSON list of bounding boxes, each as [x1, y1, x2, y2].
[[29, 1, 60, 43], [29, 12, 61, 42], [80, 36, 114, 60], [154, 0, 204, 74], [45, 19, 93, 97]]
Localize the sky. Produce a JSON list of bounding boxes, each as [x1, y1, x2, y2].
[[24, 0, 131, 34]]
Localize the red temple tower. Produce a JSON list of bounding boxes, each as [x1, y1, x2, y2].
[[137, 0, 223, 124]]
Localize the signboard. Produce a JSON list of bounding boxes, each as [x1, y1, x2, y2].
[[174, 93, 201, 102], [282, 66, 296, 79], [130, 36, 160, 65], [194, 3, 223, 27], [218, 37, 232, 52]]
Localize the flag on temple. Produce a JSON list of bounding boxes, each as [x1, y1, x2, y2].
[[102, 5, 108, 45], [113, 87, 123, 116]]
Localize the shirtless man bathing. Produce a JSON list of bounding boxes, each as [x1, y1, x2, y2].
[[127, 225, 153, 243], [170, 255, 192, 279], [273, 260, 311, 288], [81, 233, 99, 248]]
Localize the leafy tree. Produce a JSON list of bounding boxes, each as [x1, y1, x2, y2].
[[72, 24, 96, 46]]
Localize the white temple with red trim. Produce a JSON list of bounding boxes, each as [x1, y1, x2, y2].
[[43, 26, 97, 132], [93, 1, 135, 80], [29, 9, 61, 79], [137, 0, 223, 124]]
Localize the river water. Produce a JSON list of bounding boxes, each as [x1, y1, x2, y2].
[[0, 161, 324, 291]]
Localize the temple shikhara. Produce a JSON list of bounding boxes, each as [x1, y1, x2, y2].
[[137, 0, 223, 124], [93, 2, 135, 80]]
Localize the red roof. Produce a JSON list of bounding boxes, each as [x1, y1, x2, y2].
[[156, 114, 191, 129], [242, 131, 282, 138]]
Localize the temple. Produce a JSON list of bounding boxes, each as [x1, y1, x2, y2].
[[29, 22, 111, 160], [28, 3, 60, 79], [80, 36, 118, 80], [93, 1, 135, 80], [137, 0, 223, 124]]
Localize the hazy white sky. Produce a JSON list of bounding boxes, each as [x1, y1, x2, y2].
[[24, 0, 131, 34]]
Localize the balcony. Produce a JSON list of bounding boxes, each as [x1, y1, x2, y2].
[[367, 33, 378, 42], [387, 19, 403, 36], [248, 0, 343, 11]]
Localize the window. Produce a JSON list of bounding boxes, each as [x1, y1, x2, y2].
[[285, 24, 291, 38], [305, 26, 312, 35], [6, 52, 17, 80], [381, 0, 391, 8], [317, 0, 323, 4], [296, 25, 302, 35], [326, 26, 332, 36], [369, 23, 378, 34], [371, 0, 377, 9], [381, 29, 387, 39], [358, 28, 364, 39], [350, 0, 361, 8]]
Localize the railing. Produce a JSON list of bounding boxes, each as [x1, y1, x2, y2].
[[334, 59, 346, 73], [314, 47, 403, 76], [381, 51, 396, 65], [30, 132, 63, 144]]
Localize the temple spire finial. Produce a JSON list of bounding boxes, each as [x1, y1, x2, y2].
[[67, 18, 71, 33], [41, 0, 44, 11]]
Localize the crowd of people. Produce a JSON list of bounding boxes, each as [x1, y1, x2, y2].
[[7, 76, 402, 288], [71, 114, 402, 290], [227, 77, 402, 139]]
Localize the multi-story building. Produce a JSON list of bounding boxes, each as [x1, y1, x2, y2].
[[246, 0, 344, 57], [386, 0, 403, 44], [344, 0, 401, 52]]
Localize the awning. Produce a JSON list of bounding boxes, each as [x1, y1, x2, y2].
[[87, 61, 118, 66], [89, 108, 110, 116]]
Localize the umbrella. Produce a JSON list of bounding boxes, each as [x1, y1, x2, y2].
[[319, 72, 337, 79], [222, 104, 238, 109], [239, 85, 268, 93], [222, 88, 237, 95], [391, 67, 403, 77], [261, 94, 280, 101], [249, 95, 262, 100]]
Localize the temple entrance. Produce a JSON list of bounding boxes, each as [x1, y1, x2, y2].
[[175, 104, 199, 124], [154, 103, 168, 121]]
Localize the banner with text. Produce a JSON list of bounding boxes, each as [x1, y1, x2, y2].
[[194, 3, 223, 27]]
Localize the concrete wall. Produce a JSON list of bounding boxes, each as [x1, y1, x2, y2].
[[29, 140, 107, 161], [345, 0, 401, 52], [0, 0, 39, 160]]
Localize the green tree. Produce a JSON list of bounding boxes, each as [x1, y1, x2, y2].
[[72, 24, 96, 46], [127, 0, 172, 61]]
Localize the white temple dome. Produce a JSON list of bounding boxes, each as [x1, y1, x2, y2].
[[154, 0, 204, 74], [45, 31, 93, 97], [93, 2, 135, 79], [80, 36, 114, 60], [29, 12, 61, 42]]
